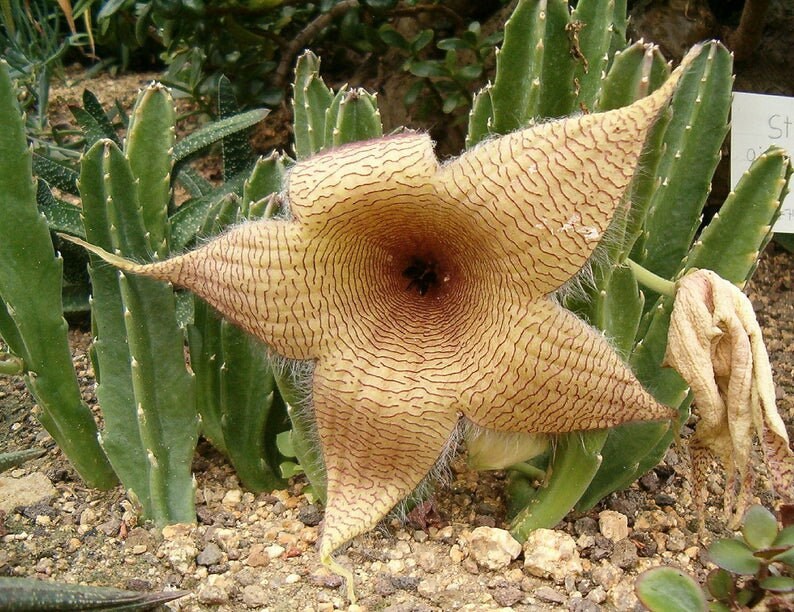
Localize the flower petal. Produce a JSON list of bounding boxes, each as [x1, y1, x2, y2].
[[462, 298, 673, 433], [437, 52, 693, 298], [311, 352, 459, 584], [288, 132, 439, 223], [65, 222, 321, 360]]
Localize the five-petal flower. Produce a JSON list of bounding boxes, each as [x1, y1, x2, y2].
[[68, 50, 703, 599]]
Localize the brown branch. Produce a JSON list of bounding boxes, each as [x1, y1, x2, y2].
[[725, 0, 770, 62], [274, 0, 361, 88]]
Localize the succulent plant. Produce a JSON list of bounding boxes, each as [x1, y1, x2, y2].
[[637, 505, 794, 611]]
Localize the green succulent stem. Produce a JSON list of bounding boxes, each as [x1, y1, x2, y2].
[[506, 461, 546, 481], [627, 258, 675, 298]]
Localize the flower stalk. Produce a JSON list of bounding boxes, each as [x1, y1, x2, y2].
[[627, 259, 676, 298]]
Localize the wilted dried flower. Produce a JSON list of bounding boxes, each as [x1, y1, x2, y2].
[[666, 268, 794, 526]]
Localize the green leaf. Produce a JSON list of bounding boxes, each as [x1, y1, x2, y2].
[[771, 545, 794, 566], [378, 25, 409, 50], [759, 575, 794, 592], [81, 89, 121, 146], [457, 64, 483, 81], [773, 526, 794, 547], [32, 152, 79, 196], [218, 75, 254, 181], [437, 37, 469, 52], [403, 80, 424, 107], [276, 430, 296, 458], [635, 567, 707, 612], [0, 576, 186, 610], [410, 29, 434, 53], [742, 505, 780, 550], [705, 568, 733, 601], [69, 105, 111, 148], [36, 180, 84, 238], [169, 172, 247, 252], [0, 448, 45, 473], [173, 109, 268, 164], [409, 61, 448, 78], [708, 539, 762, 575], [280, 461, 304, 479]]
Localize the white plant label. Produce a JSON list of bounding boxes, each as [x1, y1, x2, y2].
[[731, 92, 794, 234]]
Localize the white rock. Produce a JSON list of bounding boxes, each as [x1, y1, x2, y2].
[[469, 526, 522, 570], [523, 529, 582, 583], [265, 544, 285, 559], [222, 488, 243, 507], [158, 525, 197, 574], [598, 510, 629, 542], [0, 473, 56, 512]]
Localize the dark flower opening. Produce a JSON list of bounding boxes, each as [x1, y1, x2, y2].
[[402, 256, 439, 296]]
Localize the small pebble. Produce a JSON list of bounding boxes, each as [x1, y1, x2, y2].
[[469, 526, 522, 570], [655, 493, 676, 507], [196, 542, 224, 566], [574, 516, 599, 536], [221, 489, 242, 507], [492, 583, 523, 606], [523, 529, 582, 583], [418, 577, 440, 598], [309, 567, 344, 588], [298, 504, 322, 526], [598, 510, 628, 542], [610, 538, 638, 570], [591, 561, 622, 590], [534, 585, 566, 604], [241, 584, 268, 608], [245, 544, 269, 567]]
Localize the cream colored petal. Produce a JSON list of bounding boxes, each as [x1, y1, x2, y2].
[[288, 132, 439, 224], [436, 47, 697, 298], [65, 222, 321, 360], [462, 298, 673, 433], [666, 271, 739, 470], [311, 354, 459, 597]]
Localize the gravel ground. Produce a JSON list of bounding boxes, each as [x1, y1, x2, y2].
[[1, 243, 792, 611]]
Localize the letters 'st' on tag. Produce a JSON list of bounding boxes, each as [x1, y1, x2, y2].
[[731, 92, 794, 234]]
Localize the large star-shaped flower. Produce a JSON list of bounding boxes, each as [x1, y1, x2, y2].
[[72, 51, 698, 599]]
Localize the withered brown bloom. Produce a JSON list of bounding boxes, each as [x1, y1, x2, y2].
[[67, 49, 704, 600], [666, 269, 794, 526]]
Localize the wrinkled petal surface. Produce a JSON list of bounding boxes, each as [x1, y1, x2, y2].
[[666, 269, 794, 523], [68, 45, 705, 601]]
